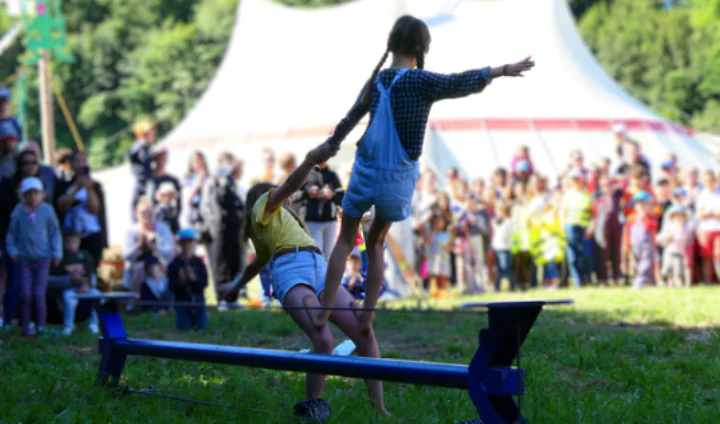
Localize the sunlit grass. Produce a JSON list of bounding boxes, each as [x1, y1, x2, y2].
[[1, 288, 719, 423]]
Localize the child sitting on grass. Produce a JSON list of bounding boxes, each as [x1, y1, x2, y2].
[[140, 256, 171, 315], [51, 230, 100, 335], [168, 228, 208, 330], [6, 177, 62, 337]]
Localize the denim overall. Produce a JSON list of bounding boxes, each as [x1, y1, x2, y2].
[[343, 69, 420, 223]]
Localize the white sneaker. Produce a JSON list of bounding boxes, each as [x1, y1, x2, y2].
[[29, 322, 36, 336], [217, 300, 228, 312], [62, 326, 74, 336], [88, 323, 99, 334]]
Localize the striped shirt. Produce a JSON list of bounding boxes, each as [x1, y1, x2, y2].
[[327, 67, 492, 160]]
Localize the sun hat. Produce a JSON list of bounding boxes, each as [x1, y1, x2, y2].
[[20, 176, 43, 193]]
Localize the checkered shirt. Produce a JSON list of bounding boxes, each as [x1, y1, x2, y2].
[[327, 67, 491, 160]]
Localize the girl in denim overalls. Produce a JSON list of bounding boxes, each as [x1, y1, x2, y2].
[[221, 142, 388, 419], [316, 15, 535, 331]]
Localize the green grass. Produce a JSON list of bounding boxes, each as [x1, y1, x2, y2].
[[1, 288, 719, 423]]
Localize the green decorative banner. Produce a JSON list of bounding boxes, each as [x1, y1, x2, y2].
[[21, 0, 74, 65]]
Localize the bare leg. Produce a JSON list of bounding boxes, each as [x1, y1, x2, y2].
[[315, 214, 361, 328], [283, 285, 335, 399], [321, 288, 388, 415], [357, 216, 393, 333]]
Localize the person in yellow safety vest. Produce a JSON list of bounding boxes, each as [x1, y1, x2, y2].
[[529, 189, 567, 289], [509, 182, 533, 290], [560, 168, 594, 287]]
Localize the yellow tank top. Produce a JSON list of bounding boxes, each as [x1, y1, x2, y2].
[[251, 190, 317, 262]]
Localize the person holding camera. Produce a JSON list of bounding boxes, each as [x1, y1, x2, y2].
[[54, 150, 108, 267], [123, 196, 175, 310], [303, 161, 343, 260]]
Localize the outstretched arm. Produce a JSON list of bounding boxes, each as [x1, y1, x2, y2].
[[327, 83, 371, 150], [421, 57, 535, 102], [267, 142, 338, 211], [217, 256, 269, 296]]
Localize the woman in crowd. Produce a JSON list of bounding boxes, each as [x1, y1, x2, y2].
[[123, 196, 175, 310], [54, 150, 108, 266]]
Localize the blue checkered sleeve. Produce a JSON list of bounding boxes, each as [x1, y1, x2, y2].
[[418, 67, 492, 102], [327, 67, 492, 160]]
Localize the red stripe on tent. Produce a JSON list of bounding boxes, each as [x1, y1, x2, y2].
[[532, 119, 577, 131], [164, 118, 695, 149], [575, 120, 612, 131]]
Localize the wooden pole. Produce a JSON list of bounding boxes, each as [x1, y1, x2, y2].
[[38, 51, 55, 164]]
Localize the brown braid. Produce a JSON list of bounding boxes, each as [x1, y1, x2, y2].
[[361, 50, 390, 107]]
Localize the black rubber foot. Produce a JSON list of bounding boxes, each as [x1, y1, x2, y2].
[[293, 398, 331, 422]]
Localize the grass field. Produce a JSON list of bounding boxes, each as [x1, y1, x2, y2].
[[1, 288, 719, 424]]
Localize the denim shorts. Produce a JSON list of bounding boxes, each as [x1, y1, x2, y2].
[[342, 158, 419, 223], [271, 249, 326, 305]]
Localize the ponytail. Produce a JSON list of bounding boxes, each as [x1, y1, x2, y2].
[[416, 51, 425, 70], [361, 50, 390, 106]]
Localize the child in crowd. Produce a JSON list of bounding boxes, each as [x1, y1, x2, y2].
[[5, 177, 62, 336], [140, 256, 171, 315], [342, 251, 366, 300], [51, 230, 101, 335], [424, 213, 452, 298], [622, 191, 657, 289], [154, 181, 180, 234], [491, 200, 515, 292], [658, 206, 692, 288], [532, 190, 565, 290], [457, 193, 490, 293], [0, 87, 23, 142], [167, 228, 208, 330], [591, 176, 623, 285]]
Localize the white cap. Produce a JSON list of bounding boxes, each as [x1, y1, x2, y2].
[[156, 181, 177, 195], [20, 176, 43, 193], [612, 123, 628, 135], [568, 167, 585, 179]]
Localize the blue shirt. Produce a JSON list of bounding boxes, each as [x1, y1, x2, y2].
[[5, 202, 62, 261], [328, 67, 491, 160]]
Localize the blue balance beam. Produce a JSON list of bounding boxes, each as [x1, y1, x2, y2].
[[93, 297, 573, 424]]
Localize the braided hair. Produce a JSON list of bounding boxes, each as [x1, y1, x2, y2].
[[361, 15, 431, 107]]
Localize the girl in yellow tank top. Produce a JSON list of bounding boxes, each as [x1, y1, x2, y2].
[[222, 141, 387, 418]]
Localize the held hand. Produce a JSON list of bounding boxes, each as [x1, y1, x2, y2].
[[52, 257, 61, 267], [76, 283, 91, 294], [504, 56, 535, 77], [306, 142, 338, 166], [178, 268, 187, 284]]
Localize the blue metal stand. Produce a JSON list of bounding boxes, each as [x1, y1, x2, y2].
[[93, 297, 572, 423]]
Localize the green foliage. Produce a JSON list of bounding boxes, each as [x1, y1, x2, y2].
[[578, 0, 720, 132], [0, 0, 238, 169], [272, 0, 353, 8]]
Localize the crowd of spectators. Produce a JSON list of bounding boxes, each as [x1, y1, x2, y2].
[[1, 83, 718, 337]]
